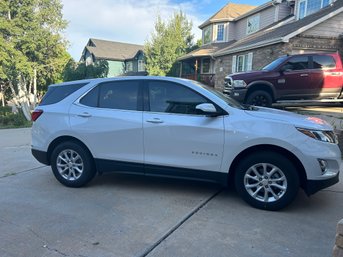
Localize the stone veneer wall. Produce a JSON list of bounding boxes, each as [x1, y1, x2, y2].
[[214, 43, 289, 91], [214, 35, 343, 92], [333, 219, 343, 257]]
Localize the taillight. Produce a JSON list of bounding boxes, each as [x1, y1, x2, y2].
[[31, 109, 43, 121]]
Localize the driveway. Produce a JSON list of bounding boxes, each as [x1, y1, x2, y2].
[[0, 128, 342, 257]]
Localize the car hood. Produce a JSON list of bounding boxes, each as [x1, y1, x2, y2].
[[244, 107, 333, 130], [229, 70, 270, 79]]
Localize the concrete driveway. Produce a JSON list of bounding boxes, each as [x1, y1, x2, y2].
[[0, 128, 342, 257]]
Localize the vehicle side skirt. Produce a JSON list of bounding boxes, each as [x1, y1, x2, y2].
[[95, 158, 228, 186]]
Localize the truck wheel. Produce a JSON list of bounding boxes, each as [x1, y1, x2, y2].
[[246, 90, 272, 107], [234, 151, 299, 211]]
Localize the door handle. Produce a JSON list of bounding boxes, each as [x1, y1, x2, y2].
[[300, 74, 309, 77], [77, 112, 92, 118], [146, 118, 164, 124]]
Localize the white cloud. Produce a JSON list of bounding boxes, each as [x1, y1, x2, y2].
[[61, 0, 204, 60]]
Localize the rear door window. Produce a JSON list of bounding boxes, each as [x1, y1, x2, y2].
[[282, 56, 309, 71], [312, 55, 336, 69], [40, 83, 87, 106], [79, 86, 99, 107], [98, 80, 141, 111]]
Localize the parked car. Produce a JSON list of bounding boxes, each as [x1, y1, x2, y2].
[[31, 77, 340, 211], [223, 52, 343, 107]]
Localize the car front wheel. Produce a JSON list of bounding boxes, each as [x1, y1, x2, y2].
[[51, 141, 96, 187], [234, 152, 299, 211]]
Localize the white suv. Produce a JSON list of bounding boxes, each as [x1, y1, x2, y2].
[[31, 77, 341, 210]]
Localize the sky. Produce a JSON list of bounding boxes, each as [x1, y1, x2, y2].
[[61, 0, 267, 60]]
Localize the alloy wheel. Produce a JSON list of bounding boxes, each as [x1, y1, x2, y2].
[[56, 149, 84, 181], [244, 163, 287, 203]]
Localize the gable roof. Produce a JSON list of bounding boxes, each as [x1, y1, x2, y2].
[[233, 1, 274, 22], [177, 42, 235, 61], [215, 0, 343, 57], [199, 3, 256, 29], [84, 38, 144, 61]]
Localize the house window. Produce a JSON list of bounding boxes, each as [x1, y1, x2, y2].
[[138, 60, 145, 72], [126, 61, 133, 72], [232, 53, 253, 73], [297, 0, 332, 19], [216, 24, 225, 42], [247, 15, 260, 35], [307, 0, 322, 15], [201, 58, 211, 74], [203, 26, 211, 45], [298, 0, 306, 19]]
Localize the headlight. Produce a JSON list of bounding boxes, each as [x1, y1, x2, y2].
[[233, 80, 247, 88], [296, 128, 338, 144]]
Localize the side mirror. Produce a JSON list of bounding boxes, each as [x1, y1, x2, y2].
[[195, 103, 220, 116]]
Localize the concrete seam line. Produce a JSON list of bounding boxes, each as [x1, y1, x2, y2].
[[322, 189, 343, 194], [0, 165, 46, 179], [138, 187, 224, 257]]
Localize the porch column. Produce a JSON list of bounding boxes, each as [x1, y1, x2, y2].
[[194, 59, 198, 81], [179, 61, 182, 77]]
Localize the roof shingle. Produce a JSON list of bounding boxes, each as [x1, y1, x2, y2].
[[85, 38, 144, 61], [199, 3, 256, 29], [215, 0, 343, 56]]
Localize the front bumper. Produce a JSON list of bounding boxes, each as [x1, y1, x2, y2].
[[304, 171, 340, 195], [223, 88, 247, 102]]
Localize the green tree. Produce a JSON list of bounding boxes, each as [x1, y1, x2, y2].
[[144, 11, 194, 76], [0, 0, 69, 110], [63, 59, 109, 82]]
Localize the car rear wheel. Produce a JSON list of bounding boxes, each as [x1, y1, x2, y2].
[[246, 90, 272, 107], [51, 141, 96, 187], [234, 151, 299, 211]]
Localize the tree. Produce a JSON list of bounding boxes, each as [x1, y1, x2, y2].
[[144, 11, 195, 76], [0, 0, 69, 112], [63, 59, 109, 82]]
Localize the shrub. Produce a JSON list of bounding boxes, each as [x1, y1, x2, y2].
[[0, 107, 32, 128]]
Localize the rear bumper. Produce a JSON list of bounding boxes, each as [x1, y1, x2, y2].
[[31, 149, 49, 165], [304, 172, 339, 195]]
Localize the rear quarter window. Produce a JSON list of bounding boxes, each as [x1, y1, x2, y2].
[[39, 83, 87, 106]]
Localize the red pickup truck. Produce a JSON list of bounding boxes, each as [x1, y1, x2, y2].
[[223, 52, 343, 107]]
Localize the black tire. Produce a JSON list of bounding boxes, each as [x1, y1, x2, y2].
[[234, 151, 299, 211], [50, 141, 96, 187], [246, 90, 272, 107]]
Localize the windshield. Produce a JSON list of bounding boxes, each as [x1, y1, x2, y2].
[[262, 56, 288, 71], [191, 81, 244, 109]]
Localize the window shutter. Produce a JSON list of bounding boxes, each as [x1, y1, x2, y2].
[[232, 55, 237, 73], [247, 52, 253, 71]]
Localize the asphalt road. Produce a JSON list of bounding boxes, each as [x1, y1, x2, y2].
[[0, 126, 342, 257]]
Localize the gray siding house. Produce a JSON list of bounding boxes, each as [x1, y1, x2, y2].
[[177, 3, 256, 86], [178, 0, 343, 91], [80, 38, 147, 77]]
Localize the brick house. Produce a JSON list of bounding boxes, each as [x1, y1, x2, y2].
[[178, 0, 343, 91], [80, 38, 147, 77], [177, 3, 257, 86]]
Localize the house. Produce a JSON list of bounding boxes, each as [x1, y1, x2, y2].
[[80, 38, 147, 77], [178, 3, 257, 86], [178, 0, 343, 91]]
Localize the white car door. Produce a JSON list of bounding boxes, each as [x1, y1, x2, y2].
[[143, 80, 225, 173], [69, 80, 144, 167]]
